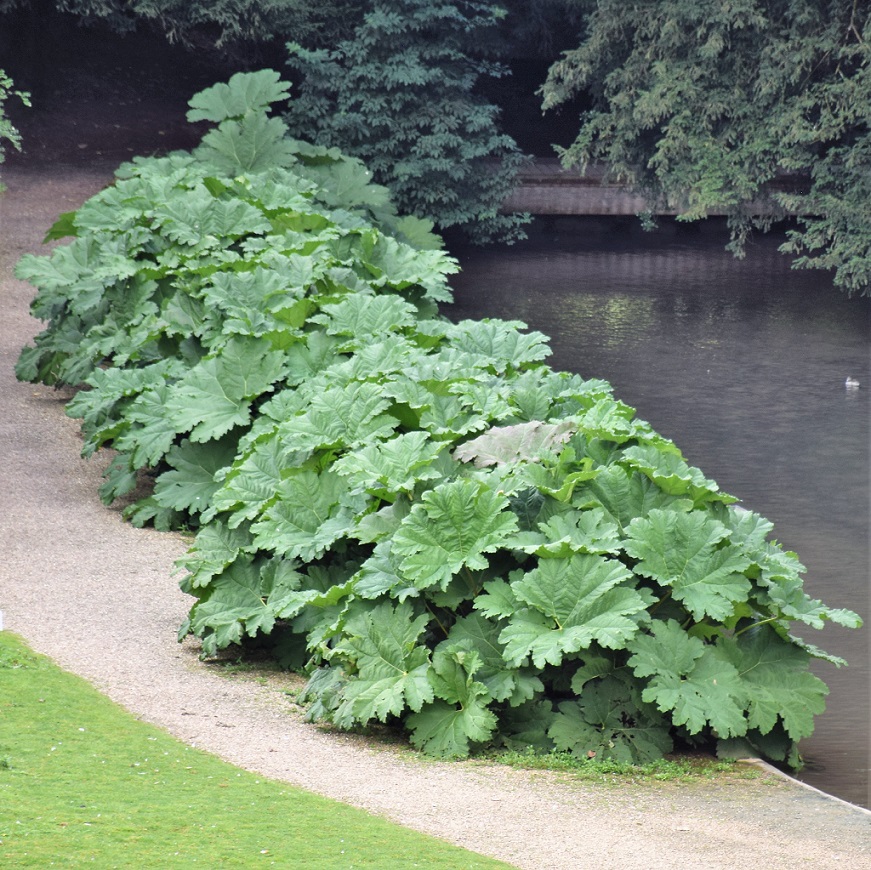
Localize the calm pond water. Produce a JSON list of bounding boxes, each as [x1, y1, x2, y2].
[[446, 216, 870, 808]]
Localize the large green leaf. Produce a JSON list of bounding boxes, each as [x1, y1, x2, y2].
[[167, 337, 287, 442], [625, 509, 752, 621], [575, 466, 693, 529], [71, 186, 142, 235], [515, 453, 601, 504], [16, 239, 109, 315], [496, 555, 649, 668], [358, 233, 457, 300], [333, 601, 434, 724], [152, 435, 240, 513], [98, 453, 139, 504], [622, 444, 736, 504], [504, 370, 561, 422], [446, 319, 551, 372], [571, 398, 649, 445], [717, 628, 828, 740], [304, 162, 393, 214], [289, 564, 358, 653], [251, 470, 360, 562], [311, 293, 419, 345], [196, 113, 299, 174], [114, 383, 184, 468], [161, 291, 210, 339], [628, 620, 747, 737], [332, 431, 444, 495], [474, 576, 523, 621], [282, 331, 343, 385], [446, 614, 543, 705], [352, 541, 419, 601], [151, 186, 219, 247], [569, 654, 618, 693], [186, 69, 291, 123], [276, 381, 398, 452], [417, 392, 489, 437], [329, 337, 418, 384], [407, 647, 497, 758], [351, 498, 413, 545], [548, 676, 673, 763], [200, 267, 307, 338], [516, 508, 622, 558], [497, 701, 557, 752], [751, 543, 863, 630], [155, 188, 272, 248], [717, 506, 775, 552], [185, 556, 308, 656], [391, 479, 519, 591], [206, 436, 308, 526], [65, 360, 177, 433], [176, 520, 254, 589], [447, 378, 514, 421]]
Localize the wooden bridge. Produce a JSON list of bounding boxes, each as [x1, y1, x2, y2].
[[504, 160, 801, 216]]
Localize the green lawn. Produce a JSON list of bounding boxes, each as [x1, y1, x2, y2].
[[0, 632, 514, 869]]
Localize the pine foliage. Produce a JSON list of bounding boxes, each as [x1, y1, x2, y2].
[[285, 0, 530, 244], [47, 0, 361, 49], [541, 0, 871, 296]]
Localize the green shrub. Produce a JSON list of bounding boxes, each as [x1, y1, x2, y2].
[[0, 68, 29, 191], [285, 0, 530, 244], [540, 0, 871, 296], [16, 70, 860, 769]]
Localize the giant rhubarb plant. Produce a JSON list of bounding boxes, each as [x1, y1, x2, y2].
[[17, 71, 861, 768]]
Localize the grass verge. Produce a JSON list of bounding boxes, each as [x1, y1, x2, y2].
[[488, 747, 763, 785], [0, 632, 514, 869]]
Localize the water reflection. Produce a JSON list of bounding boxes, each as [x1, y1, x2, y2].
[[446, 217, 871, 808]]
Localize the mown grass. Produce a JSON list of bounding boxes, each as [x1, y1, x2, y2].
[[0, 632, 514, 869]]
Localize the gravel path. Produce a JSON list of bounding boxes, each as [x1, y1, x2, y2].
[[1, 166, 869, 870]]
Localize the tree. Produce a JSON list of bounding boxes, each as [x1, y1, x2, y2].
[[541, 0, 871, 296], [0, 68, 29, 191], [284, 0, 530, 244], [0, 0, 359, 49]]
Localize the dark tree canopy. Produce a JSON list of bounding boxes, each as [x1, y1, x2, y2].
[[284, 0, 530, 244], [542, 0, 871, 296], [0, 0, 360, 49], [9, 0, 871, 287]]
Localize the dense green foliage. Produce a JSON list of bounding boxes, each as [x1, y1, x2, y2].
[[16, 69, 445, 522], [0, 67, 29, 189], [541, 0, 871, 296], [16, 71, 860, 768], [0, 0, 359, 49], [10, 0, 871, 288], [3, 0, 530, 239], [285, 0, 530, 243]]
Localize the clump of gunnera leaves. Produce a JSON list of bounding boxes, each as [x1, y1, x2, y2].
[[16, 70, 861, 768]]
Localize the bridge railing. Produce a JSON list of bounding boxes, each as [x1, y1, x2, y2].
[[502, 159, 807, 216]]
